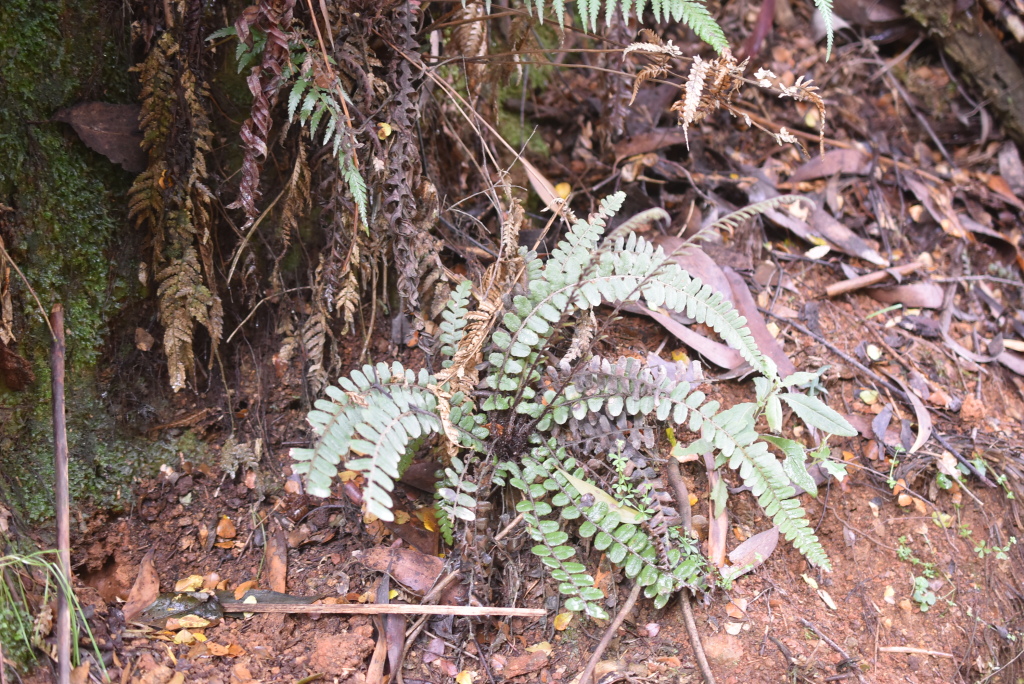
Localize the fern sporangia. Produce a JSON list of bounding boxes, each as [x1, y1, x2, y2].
[[294, 191, 857, 617]]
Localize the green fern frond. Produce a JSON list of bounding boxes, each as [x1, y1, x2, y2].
[[291, 362, 441, 520], [506, 451, 611, 619], [439, 279, 474, 366], [815, 0, 835, 60], [435, 453, 479, 545], [701, 404, 831, 569], [705, 195, 812, 234], [671, 0, 729, 53]]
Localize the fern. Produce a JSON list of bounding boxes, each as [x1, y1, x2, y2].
[[295, 191, 856, 618], [815, 0, 835, 60], [525, 0, 833, 59], [290, 362, 442, 520]]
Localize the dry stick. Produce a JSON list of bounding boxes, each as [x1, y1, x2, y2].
[[823, 262, 922, 299], [576, 582, 643, 684], [667, 460, 716, 684], [51, 303, 71, 684], [878, 646, 954, 658], [216, 602, 545, 617], [799, 618, 869, 684]]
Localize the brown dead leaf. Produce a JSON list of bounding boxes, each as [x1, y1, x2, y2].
[[70, 661, 90, 684], [52, 102, 147, 173], [216, 516, 237, 539], [360, 546, 443, 595], [723, 526, 779, 581], [502, 651, 548, 678], [233, 580, 258, 600], [723, 267, 797, 378], [0, 341, 34, 391], [866, 283, 944, 309], [785, 148, 870, 184], [639, 305, 744, 369], [123, 549, 160, 623], [135, 327, 155, 352]]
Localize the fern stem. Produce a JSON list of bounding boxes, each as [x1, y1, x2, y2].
[[577, 582, 643, 684]]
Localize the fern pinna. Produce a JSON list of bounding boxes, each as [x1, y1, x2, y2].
[[292, 191, 855, 616]]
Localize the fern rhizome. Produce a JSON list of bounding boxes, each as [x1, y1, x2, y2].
[[292, 193, 857, 618]]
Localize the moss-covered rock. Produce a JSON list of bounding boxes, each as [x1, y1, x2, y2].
[[0, 0, 158, 522]]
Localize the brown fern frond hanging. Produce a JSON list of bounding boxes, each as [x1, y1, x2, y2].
[[449, 0, 489, 94], [669, 48, 747, 148], [229, 0, 298, 223], [273, 139, 311, 284], [623, 29, 679, 106]]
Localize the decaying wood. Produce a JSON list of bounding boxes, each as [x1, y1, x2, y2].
[[904, 0, 1024, 146]]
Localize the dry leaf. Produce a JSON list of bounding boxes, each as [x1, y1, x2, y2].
[[817, 589, 838, 610], [553, 612, 573, 631], [526, 641, 553, 655], [233, 580, 258, 600], [52, 102, 147, 172], [123, 549, 160, 623], [174, 575, 204, 592], [216, 516, 237, 539], [883, 585, 896, 604], [455, 670, 475, 684]]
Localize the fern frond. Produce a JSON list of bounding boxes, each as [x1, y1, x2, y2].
[[435, 452, 480, 545], [706, 195, 812, 234], [506, 450, 610, 619], [672, 0, 728, 53], [815, 0, 835, 60], [291, 362, 442, 520], [700, 404, 831, 569], [439, 279, 474, 367]]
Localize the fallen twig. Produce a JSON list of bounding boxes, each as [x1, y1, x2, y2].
[[799, 618, 868, 684], [824, 262, 922, 298], [51, 304, 71, 684], [575, 582, 642, 684], [878, 646, 954, 657], [217, 602, 545, 617], [668, 459, 717, 684]]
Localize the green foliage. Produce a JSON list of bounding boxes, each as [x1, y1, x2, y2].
[[295, 191, 856, 615], [0, 0, 150, 521], [517, 0, 834, 58], [0, 550, 104, 675], [211, 28, 369, 227], [291, 362, 443, 519]]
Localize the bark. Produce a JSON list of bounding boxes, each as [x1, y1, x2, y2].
[[904, 0, 1024, 146]]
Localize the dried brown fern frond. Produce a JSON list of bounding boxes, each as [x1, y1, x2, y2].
[[753, 68, 826, 155], [669, 48, 747, 148], [449, 0, 489, 95], [157, 209, 215, 391], [273, 140, 311, 284], [229, 0, 298, 223], [301, 310, 329, 395], [623, 29, 680, 106]]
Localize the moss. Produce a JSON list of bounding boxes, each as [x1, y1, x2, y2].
[[0, 0, 149, 522]]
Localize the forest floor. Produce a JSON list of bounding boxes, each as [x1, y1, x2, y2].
[[11, 1, 1024, 683]]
